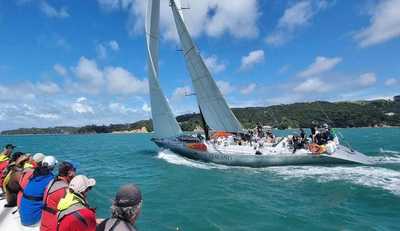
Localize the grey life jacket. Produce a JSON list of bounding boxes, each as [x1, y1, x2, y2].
[[102, 218, 136, 231]]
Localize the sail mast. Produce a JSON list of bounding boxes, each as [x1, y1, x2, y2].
[[146, 0, 182, 138], [169, 0, 243, 133]]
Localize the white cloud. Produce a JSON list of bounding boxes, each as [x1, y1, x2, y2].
[[240, 83, 256, 95], [24, 111, 59, 120], [104, 66, 148, 95], [358, 73, 377, 87], [240, 50, 264, 71], [36, 82, 60, 95], [354, 0, 400, 47], [101, 0, 259, 41], [96, 41, 120, 59], [385, 78, 399, 86], [74, 56, 104, 91], [216, 80, 235, 95], [96, 44, 108, 59], [109, 40, 120, 51], [172, 86, 192, 101], [204, 55, 226, 74], [40, 1, 69, 18], [53, 64, 68, 77], [294, 78, 331, 93], [142, 103, 151, 112], [298, 56, 342, 77], [266, 0, 330, 46], [55, 38, 71, 50], [71, 97, 94, 114], [97, 0, 132, 11], [109, 102, 137, 114]]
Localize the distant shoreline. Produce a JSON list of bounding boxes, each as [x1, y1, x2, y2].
[[0, 127, 398, 137], [1, 99, 399, 135]]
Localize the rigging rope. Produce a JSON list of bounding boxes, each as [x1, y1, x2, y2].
[[315, 102, 354, 151]]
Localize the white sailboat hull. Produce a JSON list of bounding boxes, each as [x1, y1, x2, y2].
[[152, 138, 372, 167]]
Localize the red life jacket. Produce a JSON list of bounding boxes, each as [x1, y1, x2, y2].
[[17, 169, 34, 207], [57, 203, 96, 231], [40, 179, 69, 231], [0, 160, 10, 187]]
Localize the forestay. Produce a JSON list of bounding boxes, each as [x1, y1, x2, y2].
[[146, 0, 182, 138], [170, 0, 243, 133]]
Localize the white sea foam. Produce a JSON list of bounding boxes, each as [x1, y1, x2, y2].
[[267, 165, 400, 196], [157, 150, 400, 196], [157, 149, 228, 170], [379, 148, 400, 155], [368, 148, 400, 164], [370, 155, 400, 164]]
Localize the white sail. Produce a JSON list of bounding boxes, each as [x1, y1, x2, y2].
[[146, 0, 182, 138], [170, 0, 243, 132]]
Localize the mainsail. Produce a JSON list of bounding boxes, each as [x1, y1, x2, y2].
[[146, 0, 182, 138], [170, 0, 243, 132]]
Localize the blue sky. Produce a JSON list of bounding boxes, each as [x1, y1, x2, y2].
[[0, 0, 399, 131]]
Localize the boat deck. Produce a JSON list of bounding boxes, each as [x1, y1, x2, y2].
[[0, 196, 39, 231]]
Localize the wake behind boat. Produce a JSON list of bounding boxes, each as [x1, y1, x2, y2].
[[145, 0, 372, 167]]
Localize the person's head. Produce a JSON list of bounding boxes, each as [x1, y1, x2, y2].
[[111, 184, 142, 224], [10, 152, 24, 163], [15, 154, 31, 167], [32, 153, 46, 167], [69, 175, 96, 197], [3, 144, 15, 156], [42, 155, 58, 171], [58, 161, 77, 182]]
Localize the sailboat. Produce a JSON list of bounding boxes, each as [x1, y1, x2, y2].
[[148, 0, 371, 167]]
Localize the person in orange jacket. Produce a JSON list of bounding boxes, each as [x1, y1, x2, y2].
[[57, 175, 97, 231], [40, 161, 77, 231]]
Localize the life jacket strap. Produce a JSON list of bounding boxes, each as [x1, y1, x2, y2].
[[72, 211, 88, 227], [43, 206, 58, 215], [22, 193, 43, 201]]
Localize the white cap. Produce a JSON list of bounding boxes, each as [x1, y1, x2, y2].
[[33, 153, 46, 163], [42, 155, 57, 168], [69, 175, 96, 193]]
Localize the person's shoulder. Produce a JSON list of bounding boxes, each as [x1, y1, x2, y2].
[[79, 207, 96, 216]]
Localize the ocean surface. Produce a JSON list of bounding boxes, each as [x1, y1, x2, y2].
[[1, 128, 399, 230]]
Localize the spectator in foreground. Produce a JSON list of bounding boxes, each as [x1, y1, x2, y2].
[[97, 183, 142, 231], [40, 161, 77, 231], [57, 174, 97, 231], [20, 156, 57, 226]]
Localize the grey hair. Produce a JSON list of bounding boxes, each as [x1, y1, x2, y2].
[[111, 201, 141, 221]]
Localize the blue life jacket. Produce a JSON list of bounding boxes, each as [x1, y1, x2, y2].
[[19, 172, 54, 226]]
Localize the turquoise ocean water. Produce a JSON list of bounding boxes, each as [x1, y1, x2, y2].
[[1, 128, 399, 230]]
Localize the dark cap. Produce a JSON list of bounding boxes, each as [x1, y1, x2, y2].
[[11, 152, 24, 162], [5, 144, 16, 149], [58, 161, 77, 176], [115, 184, 142, 208]]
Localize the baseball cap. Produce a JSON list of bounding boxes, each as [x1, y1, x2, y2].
[[5, 144, 16, 149], [42, 155, 58, 168], [69, 175, 96, 193], [114, 184, 142, 208], [33, 153, 46, 163]]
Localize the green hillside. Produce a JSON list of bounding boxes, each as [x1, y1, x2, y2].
[[1, 99, 399, 135]]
